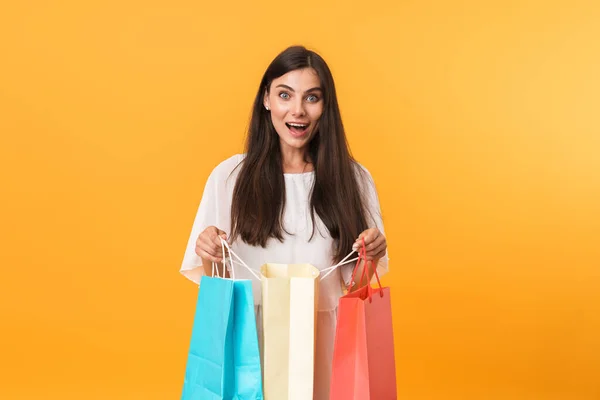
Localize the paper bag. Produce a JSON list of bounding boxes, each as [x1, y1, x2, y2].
[[329, 253, 397, 399], [181, 276, 263, 399], [260, 263, 319, 400]]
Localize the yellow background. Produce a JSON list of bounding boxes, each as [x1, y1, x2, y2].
[[1, 0, 599, 398]]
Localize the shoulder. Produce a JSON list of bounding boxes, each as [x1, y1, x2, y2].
[[211, 153, 245, 174], [354, 161, 372, 176], [352, 161, 376, 187], [207, 154, 246, 181]]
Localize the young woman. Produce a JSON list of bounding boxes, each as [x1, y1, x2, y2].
[[180, 45, 389, 399]]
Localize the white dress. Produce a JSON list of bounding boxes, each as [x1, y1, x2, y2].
[[180, 154, 389, 400]]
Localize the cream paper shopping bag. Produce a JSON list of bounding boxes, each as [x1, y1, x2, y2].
[[260, 263, 319, 400]]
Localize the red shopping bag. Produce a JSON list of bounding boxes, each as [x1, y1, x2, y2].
[[329, 243, 397, 399]]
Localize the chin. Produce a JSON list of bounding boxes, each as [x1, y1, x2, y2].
[[284, 133, 314, 148]]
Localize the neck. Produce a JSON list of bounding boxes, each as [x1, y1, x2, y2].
[[280, 144, 312, 174]]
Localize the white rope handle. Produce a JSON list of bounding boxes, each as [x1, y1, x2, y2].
[[219, 237, 261, 281], [220, 237, 235, 280], [211, 261, 220, 278], [320, 250, 358, 281]]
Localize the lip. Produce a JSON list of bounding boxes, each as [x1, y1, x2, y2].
[[286, 123, 310, 138], [285, 121, 311, 138], [288, 127, 309, 138]]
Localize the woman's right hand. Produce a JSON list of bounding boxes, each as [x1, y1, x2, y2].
[[195, 226, 228, 262]]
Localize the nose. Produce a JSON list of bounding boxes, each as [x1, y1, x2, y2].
[[291, 98, 306, 117]]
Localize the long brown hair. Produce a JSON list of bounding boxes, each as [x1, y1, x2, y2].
[[230, 46, 371, 263]]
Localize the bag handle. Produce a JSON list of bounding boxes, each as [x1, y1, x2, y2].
[[220, 237, 236, 280], [319, 251, 359, 281], [211, 261, 220, 278], [209, 241, 232, 279], [348, 238, 384, 300], [218, 237, 261, 281]]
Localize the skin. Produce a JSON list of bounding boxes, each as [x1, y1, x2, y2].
[[263, 67, 322, 173], [195, 68, 387, 288]]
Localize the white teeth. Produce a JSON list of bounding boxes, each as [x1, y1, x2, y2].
[[288, 123, 308, 128]]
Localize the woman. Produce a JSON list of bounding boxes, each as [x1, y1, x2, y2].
[[180, 45, 389, 399]]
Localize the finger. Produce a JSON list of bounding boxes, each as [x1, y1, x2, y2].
[[210, 229, 229, 247], [366, 246, 387, 261], [365, 235, 385, 252], [356, 229, 379, 246], [374, 248, 387, 260], [356, 229, 369, 242], [215, 229, 228, 244], [198, 235, 222, 260], [213, 238, 230, 262], [204, 226, 226, 239], [353, 231, 368, 251], [207, 229, 226, 248], [365, 240, 385, 258], [196, 240, 221, 260], [195, 244, 222, 262], [353, 230, 380, 252]]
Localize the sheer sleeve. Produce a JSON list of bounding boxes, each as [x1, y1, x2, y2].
[[179, 156, 239, 284], [340, 166, 390, 286]]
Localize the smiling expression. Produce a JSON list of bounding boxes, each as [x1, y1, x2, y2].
[[264, 68, 324, 153]]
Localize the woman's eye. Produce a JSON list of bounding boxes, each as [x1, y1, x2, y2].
[[307, 95, 319, 102], [279, 92, 290, 99]]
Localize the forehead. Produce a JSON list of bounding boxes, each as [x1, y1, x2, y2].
[[270, 68, 321, 91]]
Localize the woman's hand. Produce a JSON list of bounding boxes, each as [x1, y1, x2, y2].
[[195, 226, 228, 263], [353, 228, 387, 261], [346, 228, 386, 291]]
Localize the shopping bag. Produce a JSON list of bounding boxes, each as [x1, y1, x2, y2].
[[181, 242, 263, 400], [260, 263, 320, 400], [232, 279, 263, 398], [329, 244, 397, 400]]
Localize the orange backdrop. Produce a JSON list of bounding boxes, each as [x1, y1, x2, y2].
[[1, 1, 599, 399]]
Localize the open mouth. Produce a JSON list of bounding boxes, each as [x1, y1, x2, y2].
[[285, 122, 310, 137]]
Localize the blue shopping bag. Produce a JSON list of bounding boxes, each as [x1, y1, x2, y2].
[[181, 275, 263, 400]]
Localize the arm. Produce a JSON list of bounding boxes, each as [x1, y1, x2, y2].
[[180, 159, 234, 284], [196, 226, 230, 278], [349, 228, 386, 291], [342, 165, 389, 291]]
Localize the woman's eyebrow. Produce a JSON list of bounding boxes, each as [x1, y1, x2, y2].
[[305, 87, 323, 93], [275, 84, 322, 93]]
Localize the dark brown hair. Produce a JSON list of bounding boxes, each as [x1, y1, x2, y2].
[[230, 45, 371, 263]]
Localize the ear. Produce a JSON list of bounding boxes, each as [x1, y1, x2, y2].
[[263, 88, 270, 111]]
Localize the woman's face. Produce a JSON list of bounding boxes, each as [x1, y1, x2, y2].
[[264, 68, 324, 154]]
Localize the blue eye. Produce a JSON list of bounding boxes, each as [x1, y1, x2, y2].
[[307, 95, 319, 102], [279, 92, 290, 99]]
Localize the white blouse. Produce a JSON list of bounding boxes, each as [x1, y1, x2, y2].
[[179, 153, 389, 399]]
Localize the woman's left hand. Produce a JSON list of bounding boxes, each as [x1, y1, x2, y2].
[[353, 228, 387, 261]]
